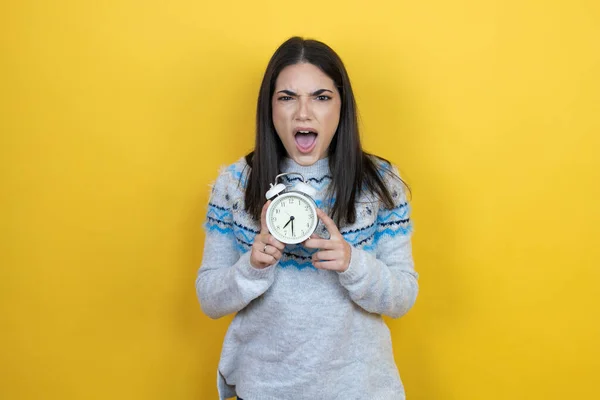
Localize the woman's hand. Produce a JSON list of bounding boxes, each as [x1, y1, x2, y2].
[[304, 209, 352, 272], [250, 201, 285, 269]]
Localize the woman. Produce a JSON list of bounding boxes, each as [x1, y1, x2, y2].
[[196, 36, 418, 400]]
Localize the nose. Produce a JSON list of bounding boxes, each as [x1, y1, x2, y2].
[[294, 96, 312, 121]]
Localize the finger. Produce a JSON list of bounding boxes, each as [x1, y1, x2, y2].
[[250, 249, 267, 269], [260, 201, 271, 234], [312, 250, 341, 261], [304, 238, 337, 250], [316, 209, 342, 238], [258, 233, 271, 248], [264, 245, 283, 261], [267, 235, 285, 251], [252, 240, 269, 258], [312, 259, 344, 271], [254, 250, 277, 266], [302, 233, 321, 246], [258, 233, 284, 251]]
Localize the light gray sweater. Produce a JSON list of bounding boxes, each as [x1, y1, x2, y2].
[[196, 157, 418, 400]]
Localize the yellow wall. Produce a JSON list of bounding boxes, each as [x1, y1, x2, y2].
[[1, 1, 599, 399]]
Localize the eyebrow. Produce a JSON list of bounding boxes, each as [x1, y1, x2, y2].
[[277, 89, 334, 96]]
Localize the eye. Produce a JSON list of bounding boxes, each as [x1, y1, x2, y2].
[[278, 96, 293, 101], [316, 95, 332, 101]]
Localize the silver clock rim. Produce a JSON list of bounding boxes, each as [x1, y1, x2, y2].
[[266, 192, 318, 245]]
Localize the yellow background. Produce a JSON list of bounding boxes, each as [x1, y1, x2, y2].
[[1, 1, 599, 399]]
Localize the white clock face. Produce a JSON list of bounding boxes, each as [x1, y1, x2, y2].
[[266, 192, 318, 244]]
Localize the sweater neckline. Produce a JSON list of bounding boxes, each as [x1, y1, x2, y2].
[[280, 157, 330, 179]]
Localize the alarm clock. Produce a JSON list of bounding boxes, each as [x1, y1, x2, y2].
[[265, 172, 318, 244]]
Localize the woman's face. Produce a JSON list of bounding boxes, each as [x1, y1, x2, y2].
[[272, 63, 341, 166]]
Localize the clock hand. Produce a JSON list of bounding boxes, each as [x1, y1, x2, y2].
[[291, 218, 294, 237], [283, 218, 292, 230]]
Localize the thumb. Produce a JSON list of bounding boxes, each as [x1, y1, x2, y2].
[[260, 201, 271, 234]]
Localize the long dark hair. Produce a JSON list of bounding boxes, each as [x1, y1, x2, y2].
[[244, 36, 407, 226]]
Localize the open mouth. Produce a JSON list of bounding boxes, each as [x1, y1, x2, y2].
[[294, 129, 318, 153]]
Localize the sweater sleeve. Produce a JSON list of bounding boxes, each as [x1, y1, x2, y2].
[[338, 165, 418, 318], [195, 166, 277, 319]]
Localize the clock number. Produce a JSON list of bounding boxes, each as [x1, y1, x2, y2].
[[306, 222, 310, 228], [276, 209, 281, 214]]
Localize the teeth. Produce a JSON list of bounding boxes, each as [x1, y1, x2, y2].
[[297, 130, 313, 134]]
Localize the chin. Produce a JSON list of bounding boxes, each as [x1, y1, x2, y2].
[[291, 152, 322, 166]]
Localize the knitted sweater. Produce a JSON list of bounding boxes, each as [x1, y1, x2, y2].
[[196, 156, 418, 400]]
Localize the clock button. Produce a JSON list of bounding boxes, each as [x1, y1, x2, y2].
[[265, 183, 287, 199], [293, 182, 317, 198]]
